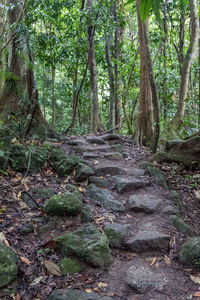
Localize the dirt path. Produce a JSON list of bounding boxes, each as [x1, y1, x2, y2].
[[0, 134, 199, 300]]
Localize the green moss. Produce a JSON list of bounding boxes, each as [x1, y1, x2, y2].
[[170, 190, 183, 208], [75, 163, 95, 182], [66, 184, 79, 193], [179, 237, 200, 269], [170, 215, 193, 236], [59, 258, 83, 275], [44, 192, 83, 216], [139, 161, 154, 169], [0, 244, 18, 287]]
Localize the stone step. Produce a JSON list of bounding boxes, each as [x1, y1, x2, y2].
[[100, 134, 122, 141], [83, 152, 123, 160], [94, 165, 126, 176], [86, 137, 108, 145], [123, 229, 170, 253], [67, 139, 86, 146], [76, 145, 112, 153], [113, 176, 151, 193], [128, 193, 161, 213], [86, 184, 125, 212]]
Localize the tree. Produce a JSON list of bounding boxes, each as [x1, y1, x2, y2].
[[0, 0, 53, 139]]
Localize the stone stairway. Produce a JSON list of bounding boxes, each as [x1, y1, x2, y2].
[[49, 134, 196, 300]]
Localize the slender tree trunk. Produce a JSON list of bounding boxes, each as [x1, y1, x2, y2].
[[87, 0, 102, 133], [0, 1, 6, 94], [134, 0, 153, 147], [199, 20, 200, 128], [114, 1, 120, 128], [163, 0, 168, 120], [173, 0, 199, 128], [105, 32, 115, 130], [51, 63, 56, 129]]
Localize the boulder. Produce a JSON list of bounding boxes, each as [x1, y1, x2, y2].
[[86, 184, 125, 212], [55, 224, 112, 268], [0, 243, 18, 287], [94, 165, 126, 176], [44, 192, 83, 216], [104, 224, 129, 248], [179, 237, 200, 269], [162, 205, 179, 215], [75, 162, 95, 182], [9, 144, 48, 173], [59, 258, 83, 275], [113, 176, 150, 193], [128, 194, 161, 213], [126, 265, 166, 293]]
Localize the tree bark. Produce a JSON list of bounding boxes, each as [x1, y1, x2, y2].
[[0, 0, 54, 139], [114, 1, 120, 128], [51, 63, 56, 129], [163, 0, 168, 120], [173, 0, 199, 128], [87, 0, 102, 133]]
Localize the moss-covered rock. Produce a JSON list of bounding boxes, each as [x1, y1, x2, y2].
[[0, 149, 9, 170], [31, 188, 56, 200], [140, 161, 168, 190], [179, 237, 200, 269], [9, 144, 48, 173], [169, 215, 193, 236], [104, 224, 128, 248], [55, 224, 112, 268], [80, 209, 93, 223], [19, 224, 34, 236], [140, 161, 154, 169], [66, 184, 79, 193], [0, 243, 18, 287], [44, 192, 83, 216], [170, 190, 183, 208], [50, 147, 80, 176], [59, 258, 83, 275], [110, 144, 123, 153], [88, 176, 110, 188], [75, 163, 95, 182]]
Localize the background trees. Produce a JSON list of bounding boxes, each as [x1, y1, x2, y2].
[[0, 0, 199, 146]]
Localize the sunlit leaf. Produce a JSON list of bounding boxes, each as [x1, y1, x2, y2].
[[139, 0, 152, 22]]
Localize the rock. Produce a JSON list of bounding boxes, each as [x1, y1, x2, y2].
[[86, 137, 108, 145], [128, 194, 161, 213], [163, 205, 179, 215], [0, 148, 9, 169], [83, 152, 100, 159], [126, 265, 166, 293], [21, 193, 38, 209], [30, 188, 56, 200], [169, 215, 193, 236], [104, 224, 129, 248], [124, 229, 170, 253], [80, 209, 93, 223], [75, 162, 95, 182], [0, 243, 18, 287], [19, 224, 34, 236], [139, 161, 154, 169], [170, 190, 183, 208], [179, 237, 200, 268], [59, 258, 83, 275], [145, 166, 168, 190], [101, 134, 122, 141], [86, 184, 125, 212], [55, 224, 112, 267], [94, 165, 126, 176], [75, 145, 111, 153], [110, 144, 123, 153], [48, 289, 117, 300], [113, 176, 150, 193], [128, 168, 146, 176], [44, 192, 83, 216], [88, 176, 110, 188], [50, 147, 80, 176], [103, 152, 123, 160], [67, 139, 86, 146], [9, 144, 48, 173], [66, 184, 79, 193]]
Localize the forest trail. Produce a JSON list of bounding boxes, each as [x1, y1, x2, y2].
[[0, 134, 199, 300]]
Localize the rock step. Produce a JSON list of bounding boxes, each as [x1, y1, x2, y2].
[[86, 137, 108, 145], [100, 134, 122, 141], [94, 165, 126, 176], [67, 139, 86, 146], [112, 176, 151, 193], [83, 152, 123, 160], [124, 229, 171, 253], [128, 193, 161, 213], [76, 145, 112, 153]]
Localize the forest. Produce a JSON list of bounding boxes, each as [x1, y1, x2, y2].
[[0, 0, 200, 299]]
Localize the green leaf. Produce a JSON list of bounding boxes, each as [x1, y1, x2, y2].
[[152, 0, 163, 25], [125, 0, 135, 5], [139, 0, 152, 22]]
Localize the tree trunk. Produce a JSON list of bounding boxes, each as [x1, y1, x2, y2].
[[51, 63, 56, 129], [134, 0, 153, 147], [0, 0, 6, 94], [163, 0, 168, 120], [198, 20, 200, 128], [105, 32, 115, 130], [173, 0, 199, 128], [87, 0, 102, 133], [0, 0, 54, 139]]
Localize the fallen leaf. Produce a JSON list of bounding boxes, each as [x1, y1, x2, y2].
[[194, 291, 200, 297], [30, 276, 43, 286], [17, 192, 22, 198], [99, 176, 104, 179], [194, 190, 200, 199], [169, 236, 176, 249], [93, 288, 100, 292], [126, 252, 137, 259], [164, 255, 171, 266], [0, 232, 10, 246], [20, 256, 31, 265], [150, 257, 157, 266], [94, 160, 99, 165], [98, 282, 108, 288], [126, 214, 132, 218], [190, 275, 200, 284], [44, 260, 62, 276], [85, 289, 92, 294], [0, 208, 6, 214], [19, 201, 28, 209], [78, 186, 85, 192]]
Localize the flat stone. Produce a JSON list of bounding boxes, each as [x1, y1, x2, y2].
[[95, 165, 126, 176], [76, 145, 112, 153], [128, 168, 146, 176], [88, 176, 110, 188], [67, 139, 86, 146], [86, 184, 125, 212], [126, 265, 166, 293], [103, 152, 123, 160], [124, 229, 170, 253], [86, 137, 108, 145], [101, 134, 122, 141], [163, 205, 179, 215], [83, 152, 100, 159], [128, 194, 161, 213], [113, 176, 151, 193], [48, 289, 118, 300]]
